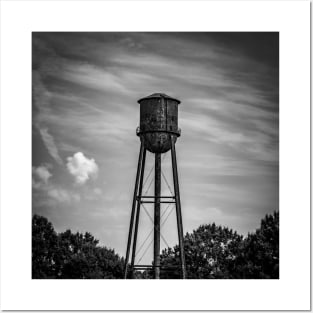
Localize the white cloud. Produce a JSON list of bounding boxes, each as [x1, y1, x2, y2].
[[33, 164, 52, 183], [66, 152, 99, 184], [32, 164, 52, 189]]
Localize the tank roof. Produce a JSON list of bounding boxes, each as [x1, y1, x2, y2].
[[138, 93, 181, 104]]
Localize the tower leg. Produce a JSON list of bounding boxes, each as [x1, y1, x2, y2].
[[170, 136, 187, 279], [130, 148, 146, 278], [154, 153, 161, 279], [124, 141, 144, 279]]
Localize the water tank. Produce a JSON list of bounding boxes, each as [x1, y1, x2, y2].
[[136, 93, 181, 154]]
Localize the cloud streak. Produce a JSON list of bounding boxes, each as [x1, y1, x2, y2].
[[32, 163, 81, 207], [38, 127, 63, 165]]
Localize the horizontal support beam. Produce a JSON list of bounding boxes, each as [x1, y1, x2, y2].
[[133, 264, 156, 268], [133, 265, 182, 268], [133, 267, 180, 271], [140, 201, 176, 204], [132, 265, 182, 271], [138, 196, 175, 199]]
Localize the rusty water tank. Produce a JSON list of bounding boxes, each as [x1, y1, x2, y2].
[[136, 93, 181, 153]]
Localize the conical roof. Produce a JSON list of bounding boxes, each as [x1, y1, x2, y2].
[[138, 93, 181, 104]]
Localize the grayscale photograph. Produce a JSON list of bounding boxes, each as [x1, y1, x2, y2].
[[32, 32, 279, 279]]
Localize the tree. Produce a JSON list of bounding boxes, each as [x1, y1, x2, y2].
[[32, 215, 58, 278], [32, 212, 279, 279], [236, 211, 279, 279], [160, 223, 243, 279], [158, 212, 279, 279], [32, 215, 125, 279]]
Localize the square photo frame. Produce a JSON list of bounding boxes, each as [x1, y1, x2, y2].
[[0, 0, 310, 311]]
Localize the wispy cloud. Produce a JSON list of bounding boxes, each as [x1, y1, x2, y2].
[[38, 127, 63, 165], [33, 68, 64, 165], [33, 164, 52, 184], [47, 187, 81, 203], [32, 163, 81, 205]]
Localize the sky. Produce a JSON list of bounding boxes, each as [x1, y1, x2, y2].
[[32, 32, 279, 264]]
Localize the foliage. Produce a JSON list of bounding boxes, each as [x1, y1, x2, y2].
[[32, 215, 124, 279], [156, 211, 279, 279], [32, 212, 279, 279], [234, 211, 279, 278], [32, 214, 58, 278], [160, 223, 243, 279]]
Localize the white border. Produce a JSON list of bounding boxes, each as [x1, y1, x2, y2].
[[0, 0, 310, 310]]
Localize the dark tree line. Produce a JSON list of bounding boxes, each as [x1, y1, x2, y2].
[[157, 211, 279, 279], [32, 215, 124, 278], [32, 211, 278, 279]]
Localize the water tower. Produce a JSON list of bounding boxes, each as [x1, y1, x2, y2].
[[124, 93, 187, 279]]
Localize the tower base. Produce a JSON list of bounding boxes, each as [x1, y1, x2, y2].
[[123, 135, 186, 279]]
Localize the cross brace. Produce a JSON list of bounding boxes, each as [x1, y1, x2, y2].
[[124, 136, 187, 279]]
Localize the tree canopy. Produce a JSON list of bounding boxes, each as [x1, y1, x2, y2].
[[156, 211, 279, 279], [32, 212, 279, 279], [234, 211, 279, 279], [32, 215, 124, 279]]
